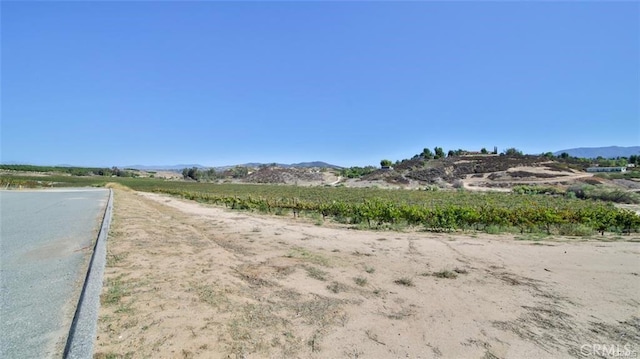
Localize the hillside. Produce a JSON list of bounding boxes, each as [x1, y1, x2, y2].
[[121, 162, 342, 172], [346, 154, 593, 191], [200, 154, 608, 192]]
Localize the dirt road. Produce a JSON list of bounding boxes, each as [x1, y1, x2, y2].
[[94, 187, 640, 359]]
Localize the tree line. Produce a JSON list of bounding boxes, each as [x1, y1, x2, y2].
[[181, 166, 249, 181], [0, 164, 137, 177]]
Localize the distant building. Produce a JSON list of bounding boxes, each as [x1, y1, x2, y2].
[[586, 167, 627, 173]]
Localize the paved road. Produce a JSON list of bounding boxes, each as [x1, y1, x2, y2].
[[0, 188, 109, 358]]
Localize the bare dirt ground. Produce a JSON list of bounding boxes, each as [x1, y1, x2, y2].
[[148, 171, 183, 180], [462, 166, 594, 192], [94, 187, 640, 359]]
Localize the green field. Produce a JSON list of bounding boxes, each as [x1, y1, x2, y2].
[[1, 174, 639, 236]]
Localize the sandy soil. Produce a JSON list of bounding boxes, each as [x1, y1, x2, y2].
[[462, 166, 594, 192], [149, 171, 183, 180], [94, 187, 640, 359]]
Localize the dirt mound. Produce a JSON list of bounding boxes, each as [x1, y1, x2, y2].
[[233, 156, 590, 190], [245, 167, 325, 184], [402, 155, 554, 183], [392, 157, 427, 171], [339, 155, 595, 191], [487, 170, 567, 181], [361, 171, 410, 185], [383, 155, 590, 188]]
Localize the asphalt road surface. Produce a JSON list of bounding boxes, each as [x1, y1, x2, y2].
[[1, 188, 109, 358]]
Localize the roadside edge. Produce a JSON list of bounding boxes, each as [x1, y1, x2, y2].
[[64, 188, 113, 359]]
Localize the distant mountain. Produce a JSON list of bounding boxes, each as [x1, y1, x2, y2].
[[124, 162, 343, 172], [242, 163, 276, 168], [214, 161, 343, 171], [289, 161, 343, 169], [553, 146, 640, 159], [124, 164, 206, 171]]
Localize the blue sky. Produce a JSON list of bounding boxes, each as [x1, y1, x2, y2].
[[2, 1, 638, 168]]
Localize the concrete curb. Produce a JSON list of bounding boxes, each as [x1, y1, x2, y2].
[[63, 188, 113, 358]]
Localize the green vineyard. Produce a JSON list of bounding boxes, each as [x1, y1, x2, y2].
[[148, 185, 640, 236], [2, 175, 639, 235]]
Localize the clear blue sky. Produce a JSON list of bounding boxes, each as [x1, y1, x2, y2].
[[2, 1, 639, 168]]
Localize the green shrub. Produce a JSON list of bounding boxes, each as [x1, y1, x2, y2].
[[567, 185, 640, 204], [513, 185, 563, 196]]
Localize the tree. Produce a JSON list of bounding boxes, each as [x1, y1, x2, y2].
[[111, 166, 134, 177], [231, 166, 249, 178], [480, 148, 488, 154], [560, 152, 570, 159], [98, 168, 113, 176], [543, 152, 554, 158], [502, 148, 523, 156], [380, 159, 393, 168], [340, 166, 377, 178], [616, 158, 628, 167], [434, 147, 445, 159], [199, 168, 219, 181], [422, 148, 433, 159], [186, 167, 200, 181], [447, 150, 455, 157]]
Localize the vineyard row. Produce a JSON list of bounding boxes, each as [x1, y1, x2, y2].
[[152, 188, 640, 235]]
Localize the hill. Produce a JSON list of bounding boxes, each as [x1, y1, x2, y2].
[[123, 162, 342, 172], [553, 146, 640, 159], [125, 164, 206, 171], [348, 154, 593, 190], [209, 154, 597, 190], [214, 161, 342, 172], [289, 161, 343, 169]]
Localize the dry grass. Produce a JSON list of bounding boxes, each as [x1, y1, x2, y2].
[[101, 276, 128, 305], [285, 247, 331, 266], [327, 281, 350, 294], [393, 277, 414, 287], [192, 284, 229, 308], [354, 276, 368, 286], [305, 266, 329, 281], [433, 270, 458, 279]]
